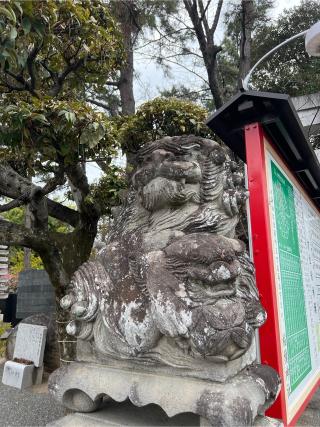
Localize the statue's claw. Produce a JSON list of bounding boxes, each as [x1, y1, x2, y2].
[[60, 293, 76, 310], [71, 301, 88, 318]]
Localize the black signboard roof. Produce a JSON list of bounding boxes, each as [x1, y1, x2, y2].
[[206, 90, 320, 207]]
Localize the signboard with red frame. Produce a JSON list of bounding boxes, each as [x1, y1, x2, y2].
[[245, 123, 320, 425], [207, 91, 320, 426]]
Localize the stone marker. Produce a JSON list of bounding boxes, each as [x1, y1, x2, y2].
[[2, 323, 47, 389], [13, 323, 47, 367], [2, 360, 34, 389], [16, 269, 56, 319]]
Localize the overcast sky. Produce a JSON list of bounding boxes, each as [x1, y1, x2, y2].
[[133, 0, 303, 105], [87, 0, 305, 182]]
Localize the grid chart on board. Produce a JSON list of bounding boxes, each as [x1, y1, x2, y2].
[[271, 160, 312, 393]]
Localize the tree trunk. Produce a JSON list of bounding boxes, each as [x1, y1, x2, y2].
[[39, 221, 98, 365], [23, 204, 32, 269], [116, 1, 136, 116], [119, 31, 136, 167], [119, 38, 135, 116], [207, 55, 223, 109], [238, 0, 255, 86], [182, 0, 224, 110]]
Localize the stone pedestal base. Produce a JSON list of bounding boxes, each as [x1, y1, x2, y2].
[[47, 400, 283, 427], [49, 362, 280, 426]]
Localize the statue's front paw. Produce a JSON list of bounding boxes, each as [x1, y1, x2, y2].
[[65, 319, 94, 340], [60, 261, 110, 339]]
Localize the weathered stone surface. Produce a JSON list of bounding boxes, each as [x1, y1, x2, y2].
[[60, 136, 264, 370], [6, 313, 60, 372], [253, 416, 283, 427], [47, 401, 208, 427], [48, 406, 283, 427], [16, 269, 55, 319], [76, 338, 257, 383], [49, 362, 280, 425], [3, 322, 47, 389], [2, 360, 34, 389], [13, 323, 47, 367], [50, 135, 281, 425]]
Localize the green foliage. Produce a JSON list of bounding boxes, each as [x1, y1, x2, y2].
[[159, 85, 214, 110], [251, 1, 320, 95], [219, 0, 273, 98], [0, 322, 11, 357], [0, 1, 129, 294], [110, 0, 179, 35], [218, 0, 320, 97], [0, 0, 123, 176], [119, 97, 213, 153], [2, 203, 72, 274], [2, 205, 43, 272], [224, 0, 273, 46], [9, 248, 43, 274], [0, 96, 119, 174], [0, 0, 123, 95], [91, 165, 127, 216]]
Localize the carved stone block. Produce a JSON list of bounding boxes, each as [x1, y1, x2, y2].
[[2, 360, 34, 389], [49, 362, 280, 426], [49, 136, 281, 425]]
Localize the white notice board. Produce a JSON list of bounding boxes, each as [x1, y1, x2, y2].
[[265, 144, 320, 421]]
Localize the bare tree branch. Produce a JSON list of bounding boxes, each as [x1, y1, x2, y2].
[[137, 51, 209, 84], [104, 81, 120, 87], [183, 0, 223, 108], [183, 0, 208, 55], [27, 42, 43, 91], [65, 163, 90, 198], [0, 217, 47, 250], [40, 60, 58, 83], [210, 0, 223, 38], [96, 160, 110, 174], [0, 162, 80, 227], [136, 28, 192, 51], [199, 0, 212, 23], [50, 57, 85, 97], [41, 164, 66, 195], [0, 80, 26, 92], [86, 98, 110, 110], [0, 196, 29, 213], [4, 70, 40, 98], [46, 199, 80, 227], [198, 0, 211, 39]]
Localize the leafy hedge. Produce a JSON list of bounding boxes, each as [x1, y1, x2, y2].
[[119, 97, 214, 153], [0, 322, 11, 358]]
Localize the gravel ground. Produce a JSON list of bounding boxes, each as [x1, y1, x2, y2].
[[0, 362, 66, 427]]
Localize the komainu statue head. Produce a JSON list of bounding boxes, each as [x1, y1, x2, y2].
[[61, 135, 266, 377]]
